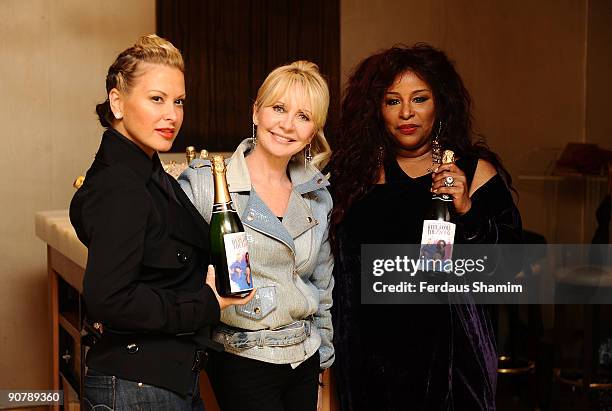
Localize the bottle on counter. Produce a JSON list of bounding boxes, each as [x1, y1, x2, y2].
[[209, 155, 254, 297], [186, 146, 196, 165], [419, 149, 456, 272], [73, 175, 85, 189]]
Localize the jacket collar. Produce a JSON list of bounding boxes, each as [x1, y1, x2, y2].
[[95, 127, 159, 181], [225, 139, 327, 253], [226, 139, 330, 194], [95, 128, 210, 248]]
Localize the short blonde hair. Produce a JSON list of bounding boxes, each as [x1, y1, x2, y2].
[[96, 34, 184, 128], [254, 61, 332, 169]]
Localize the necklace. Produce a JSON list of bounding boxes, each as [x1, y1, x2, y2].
[[426, 162, 439, 174], [396, 150, 438, 175]]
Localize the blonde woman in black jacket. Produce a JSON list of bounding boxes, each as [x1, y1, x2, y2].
[[70, 34, 250, 410]]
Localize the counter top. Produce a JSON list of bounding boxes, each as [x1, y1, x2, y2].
[[35, 210, 86, 269]]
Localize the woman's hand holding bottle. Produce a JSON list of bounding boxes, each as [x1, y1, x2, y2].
[[431, 163, 471, 215], [205, 265, 255, 310]]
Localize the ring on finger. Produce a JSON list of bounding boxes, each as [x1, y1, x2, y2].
[[444, 176, 455, 187]]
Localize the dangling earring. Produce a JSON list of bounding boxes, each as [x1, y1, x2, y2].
[[304, 143, 313, 167], [251, 123, 257, 146], [377, 145, 385, 167], [429, 120, 443, 172]]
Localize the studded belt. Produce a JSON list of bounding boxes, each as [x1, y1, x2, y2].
[[213, 320, 312, 350]]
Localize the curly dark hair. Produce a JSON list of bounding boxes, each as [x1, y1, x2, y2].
[[328, 43, 513, 243]]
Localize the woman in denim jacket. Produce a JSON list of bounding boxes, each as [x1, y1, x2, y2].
[[179, 61, 334, 411]]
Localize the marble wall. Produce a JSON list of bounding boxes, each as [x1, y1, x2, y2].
[[0, 0, 155, 392]]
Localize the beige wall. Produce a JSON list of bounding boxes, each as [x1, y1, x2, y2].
[[342, 0, 588, 162], [0, 0, 155, 390], [341, 0, 608, 243]]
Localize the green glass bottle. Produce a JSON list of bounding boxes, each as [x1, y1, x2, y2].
[[210, 155, 254, 297]]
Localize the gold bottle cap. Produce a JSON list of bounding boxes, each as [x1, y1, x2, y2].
[[442, 150, 455, 164], [73, 175, 85, 189], [211, 155, 226, 173], [186, 146, 196, 163]]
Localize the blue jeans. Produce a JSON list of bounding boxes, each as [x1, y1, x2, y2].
[[83, 368, 204, 411]]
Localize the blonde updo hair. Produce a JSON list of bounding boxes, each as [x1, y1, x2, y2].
[[96, 34, 184, 128], [254, 60, 332, 169]]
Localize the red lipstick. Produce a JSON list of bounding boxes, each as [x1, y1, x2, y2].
[[398, 124, 418, 135], [156, 128, 175, 139]]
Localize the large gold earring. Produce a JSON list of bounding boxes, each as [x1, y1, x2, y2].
[[431, 120, 443, 164]]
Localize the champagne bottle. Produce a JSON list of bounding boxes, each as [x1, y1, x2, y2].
[[209, 155, 254, 297], [419, 150, 456, 272], [186, 146, 196, 164]]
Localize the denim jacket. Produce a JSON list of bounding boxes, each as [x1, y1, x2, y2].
[[178, 139, 334, 369]]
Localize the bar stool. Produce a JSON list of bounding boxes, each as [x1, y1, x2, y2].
[[553, 263, 612, 410], [496, 231, 546, 409]]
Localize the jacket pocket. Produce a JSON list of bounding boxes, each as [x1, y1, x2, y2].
[[142, 237, 194, 270], [234, 286, 276, 320]]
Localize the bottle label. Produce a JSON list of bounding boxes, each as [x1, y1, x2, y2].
[[212, 201, 236, 213], [432, 193, 453, 202], [418, 220, 456, 273], [223, 232, 254, 293]]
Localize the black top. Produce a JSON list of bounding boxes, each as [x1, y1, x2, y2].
[[332, 156, 522, 411], [70, 128, 221, 395], [346, 156, 475, 244]]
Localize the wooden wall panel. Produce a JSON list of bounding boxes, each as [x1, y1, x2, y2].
[[157, 0, 340, 152]]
